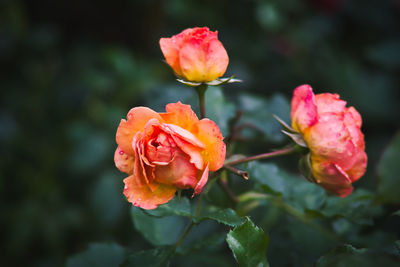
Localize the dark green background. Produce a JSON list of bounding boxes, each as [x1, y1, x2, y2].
[[1, 0, 399, 266]]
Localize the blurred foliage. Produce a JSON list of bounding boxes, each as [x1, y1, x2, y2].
[[1, 0, 399, 266]]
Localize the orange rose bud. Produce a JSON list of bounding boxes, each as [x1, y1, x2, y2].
[[114, 102, 226, 209], [291, 85, 367, 197], [159, 27, 229, 83]]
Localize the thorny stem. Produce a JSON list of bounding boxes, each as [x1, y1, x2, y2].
[[219, 146, 298, 205], [224, 146, 297, 166], [195, 84, 208, 119], [224, 165, 249, 180]]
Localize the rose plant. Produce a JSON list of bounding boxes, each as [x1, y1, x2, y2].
[[68, 26, 398, 267]]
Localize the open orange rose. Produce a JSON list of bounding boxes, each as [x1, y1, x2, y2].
[[291, 85, 367, 197], [114, 102, 226, 209], [159, 27, 229, 83]]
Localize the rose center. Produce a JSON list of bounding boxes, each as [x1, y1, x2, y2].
[[145, 132, 178, 165]]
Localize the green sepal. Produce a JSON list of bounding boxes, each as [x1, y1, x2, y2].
[[281, 130, 307, 147], [176, 75, 242, 87], [272, 114, 295, 132], [299, 153, 316, 183], [205, 76, 242, 86]]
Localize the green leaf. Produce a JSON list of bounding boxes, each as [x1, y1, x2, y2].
[[145, 197, 191, 218], [239, 93, 290, 143], [247, 162, 287, 195], [131, 206, 186, 246], [378, 132, 400, 204], [197, 206, 246, 227], [178, 231, 227, 255], [316, 244, 400, 267], [226, 218, 270, 267], [143, 197, 244, 227], [121, 246, 174, 267], [319, 189, 377, 225], [248, 161, 379, 224], [66, 243, 126, 267]]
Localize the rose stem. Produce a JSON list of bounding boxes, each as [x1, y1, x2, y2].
[[195, 84, 208, 119], [224, 146, 297, 166], [224, 165, 249, 180]]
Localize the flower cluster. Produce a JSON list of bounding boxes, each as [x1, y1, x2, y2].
[[114, 27, 367, 209]]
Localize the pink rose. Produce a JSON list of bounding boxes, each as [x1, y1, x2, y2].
[[114, 102, 226, 209], [159, 27, 229, 82], [291, 85, 367, 197]]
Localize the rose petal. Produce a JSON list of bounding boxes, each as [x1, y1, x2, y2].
[[162, 123, 205, 148], [315, 93, 347, 115], [193, 119, 226, 171], [123, 176, 176, 210], [194, 163, 209, 196], [205, 39, 229, 81], [114, 146, 134, 174], [160, 102, 199, 131], [169, 135, 204, 169], [116, 107, 162, 155], [310, 156, 353, 197], [346, 149, 367, 182], [345, 106, 362, 128], [304, 114, 357, 170], [159, 37, 183, 76], [291, 84, 318, 133], [344, 107, 364, 149], [154, 152, 198, 189], [179, 40, 208, 82]]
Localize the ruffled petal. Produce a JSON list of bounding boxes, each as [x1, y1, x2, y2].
[[344, 107, 364, 149], [160, 102, 199, 131], [193, 119, 226, 171], [315, 93, 347, 115], [154, 152, 198, 189], [194, 163, 209, 195], [114, 146, 134, 174], [116, 107, 162, 155], [169, 135, 204, 169], [291, 84, 318, 133], [310, 156, 353, 197], [346, 149, 367, 182], [123, 176, 176, 210], [159, 37, 183, 76], [304, 114, 357, 170], [162, 123, 205, 148]]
